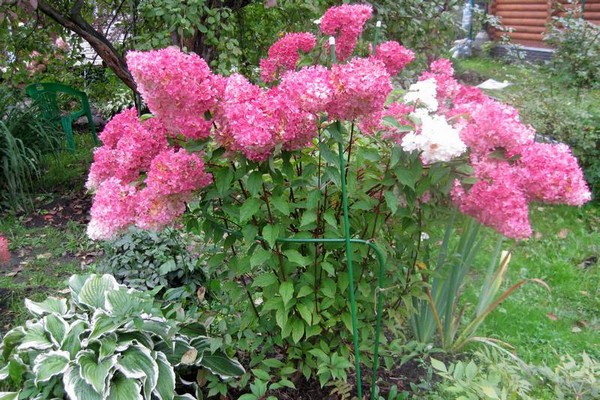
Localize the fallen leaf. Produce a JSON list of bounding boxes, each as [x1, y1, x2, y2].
[[534, 232, 543, 240], [181, 348, 198, 365], [36, 253, 52, 260], [546, 312, 558, 321], [572, 326, 582, 333], [197, 287, 206, 303], [557, 229, 569, 239], [6, 266, 23, 277], [576, 320, 588, 328], [579, 291, 589, 296]]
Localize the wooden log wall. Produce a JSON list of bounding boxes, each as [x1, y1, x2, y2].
[[489, 0, 600, 48]]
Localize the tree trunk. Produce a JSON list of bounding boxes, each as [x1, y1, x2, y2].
[[35, 0, 137, 92]]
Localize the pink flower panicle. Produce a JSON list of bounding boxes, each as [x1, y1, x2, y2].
[[87, 178, 138, 240], [126, 47, 219, 140], [260, 33, 316, 83], [372, 41, 415, 76], [0, 236, 10, 265], [320, 4, 373, 61], [86, 109, 169, 190], [145, 149, 213, 196], [327, 57, 392, 121]]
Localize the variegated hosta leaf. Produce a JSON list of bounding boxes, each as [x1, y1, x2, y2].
[[25, 297, 68, 317], [63, 365, 103, 400], [0, 392, 19, 400], [154, 352, 175, 400], [200, 350, 245, 379], [174, 394, 198, 400], [42, 314, 69, 347], [77, 274, 119, 309], [115, 331, 154, 352], [68, 274, 90, 301], [17, 322, 53, 351], [160, 339, 198, 367], [98, 334, 118, 359], [32, 350, 70, 384], [1, 327, 25, 359], [106, 373, 142, 400], [88, 310, 123, 341], [0, 365, 8, 380], [76, 350, 116, 396], [115, 345, 158, 398], [105, 288, 149, 317], [61, 320, 88, 359], [134, 316, 176, 340]]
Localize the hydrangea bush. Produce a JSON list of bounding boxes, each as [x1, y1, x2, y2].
[[85, 3, 591, 396]]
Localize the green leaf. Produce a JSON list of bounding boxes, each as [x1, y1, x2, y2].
[[106, 373, 142, 400], [384, 190, 399, 214], [296, 303, 313, 325], [275, 306, 288, 331], [17, 322, 52, 351], [25, 297, 68, 317], [283, 249, 310, 266], [239, 198, 261, 223], [237, 394, 258, 400], [300, 210, 317, 227], [42, 314, 69, 346], [213, 167, 233, 196], [251, 248, 272, 267], [154, 352, 175, 400], [279, 281, 294, 306], [201, 351, 245, 379], [481, 385, 500, 399], [68, 274, 90, 298], [320, 278, 336, 299], [261, 358, 284, 368], [62, 320, 87, 359], [116, 345, 158, 399], [430, 357, 447, 373], [32, 350, 70, 384], [88, 311, 122, 341], [1, 327, 24, 359], [340, 312, 353, 334], [296, 285, 313, 298], [0, 393, 19, 400], [251, 368, 271, 381], [77, 350, 115, 396], [78, 274, 119, 309], [270, 196, 289, 215], [252, 273, 278, 288], [63, 365, 103, 400], [262, 224, 280, 248], [247, 171, 263, 196], [291, 319, 304, 343]]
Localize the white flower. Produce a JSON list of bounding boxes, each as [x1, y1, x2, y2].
[[404, 78, 438, 112], [420, 232, 430, 241], [401, 114, 467, 164]]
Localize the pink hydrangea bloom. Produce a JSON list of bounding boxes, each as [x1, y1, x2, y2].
[[135, 189, 189, 231], [278, 65, 333, 114], [371, 41, 415, 76], [320, 4, 373, 61], [0, 236, 9, 265], [145, 149, 213, 196], [454, 98, 535, 158], [87, 110, 169, 190], [87, 178, 138, 240], [126, 47, 219, 139], [260, 32, 316, 82], [522, 143, 591, 205], [419, 59, 461, 106], [451, 161, 532, 239], [327, 57, 392, 121]]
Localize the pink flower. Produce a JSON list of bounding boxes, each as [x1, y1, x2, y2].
[[451, 160, 532, 239], [126, 47, 219, 139], [145, 149, 213, 196], [135, 189, 189, 231], [279, 65, 333, 114], [327, 57, 392, 121], [371, 41, 415, 76], [358, 102, 414, 143], [87, 178, 138, 240], [0, 236, 10, 265], [522, 143, 591, 205], [260, 33, 316, 82], [320, 4, 373, 61]]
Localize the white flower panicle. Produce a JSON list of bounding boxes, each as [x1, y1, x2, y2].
[[401, 114, 466, 164], [404, 78, 438, 112]]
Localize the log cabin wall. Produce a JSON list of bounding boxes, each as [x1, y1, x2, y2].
[[489, 0, 600, 48]]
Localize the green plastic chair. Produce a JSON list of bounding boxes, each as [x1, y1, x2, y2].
[[25, 82, 99, 152]]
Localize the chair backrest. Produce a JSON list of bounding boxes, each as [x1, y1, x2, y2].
[[25, 82, 90, 121]]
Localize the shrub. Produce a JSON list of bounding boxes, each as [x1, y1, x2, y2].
[[0, 274, 244, 399], [545, 2, 600, 89]]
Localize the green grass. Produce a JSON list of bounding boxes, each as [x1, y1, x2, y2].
[[461, 204, 600, 366]]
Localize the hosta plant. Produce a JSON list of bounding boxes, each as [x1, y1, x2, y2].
[[0, 274, 244, 400]]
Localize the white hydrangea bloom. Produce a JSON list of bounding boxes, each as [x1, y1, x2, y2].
[[404, 78, 438, 112], [401, 114, 467, 164]]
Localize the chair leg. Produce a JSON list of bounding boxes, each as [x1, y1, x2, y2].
[[61, 117, 76, 152]]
